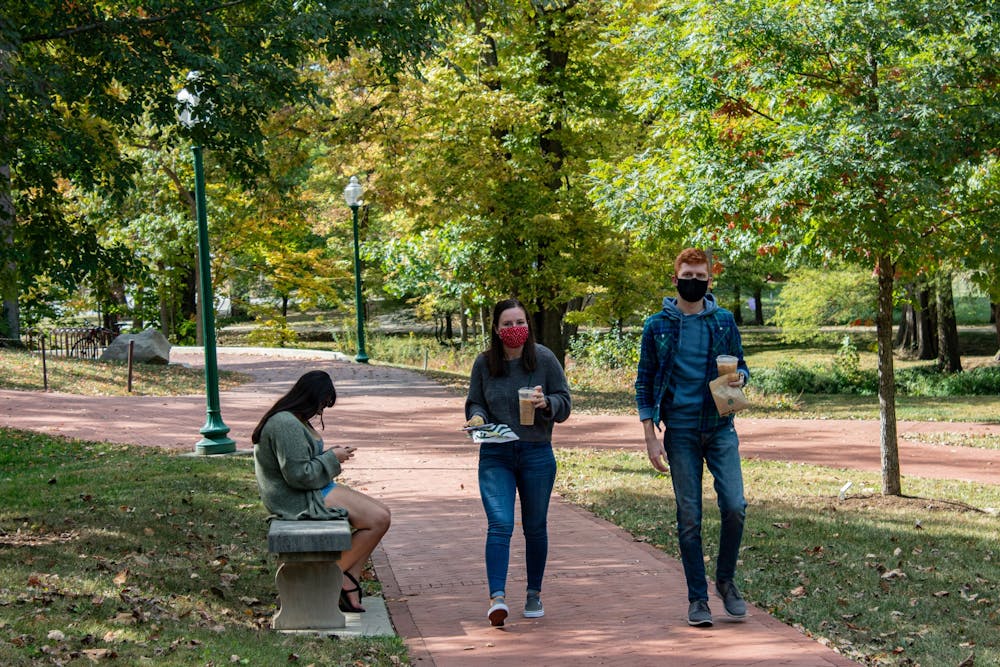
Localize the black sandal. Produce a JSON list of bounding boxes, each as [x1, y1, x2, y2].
[[339, 571, 366, 613]]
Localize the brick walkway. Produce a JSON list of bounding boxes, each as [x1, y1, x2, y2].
[[3, 348, 998, 666]]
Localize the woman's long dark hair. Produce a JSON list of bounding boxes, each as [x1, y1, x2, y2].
[[484, 298, 537, 377], [251, 370, 336, 444]]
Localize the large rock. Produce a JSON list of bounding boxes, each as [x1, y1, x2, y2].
[[100, 329, 172, 365]]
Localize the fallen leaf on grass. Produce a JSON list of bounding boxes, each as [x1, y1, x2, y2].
[[81, 648, 116, 662]]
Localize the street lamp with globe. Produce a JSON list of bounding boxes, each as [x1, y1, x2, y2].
[[176, 71, 236, 455], [342, 176, 369, 363]]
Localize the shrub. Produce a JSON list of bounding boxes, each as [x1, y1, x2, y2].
[[246, 315, 298, 347], [569, 329, 640, 370], [752, 348, 878, 395], [896, 365, 1000, 397]]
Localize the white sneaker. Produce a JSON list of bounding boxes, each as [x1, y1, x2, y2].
[[488, 596, 509, 626]]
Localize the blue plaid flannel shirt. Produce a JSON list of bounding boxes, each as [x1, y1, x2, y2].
[[634, 299, 750, 432]]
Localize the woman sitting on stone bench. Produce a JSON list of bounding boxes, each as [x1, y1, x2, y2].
[[252, 370, 390, 613]]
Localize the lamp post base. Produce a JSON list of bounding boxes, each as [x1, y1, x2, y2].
[[195, 436, 237, 455], [195, 414, 236, 455], [355, 351, 369, 364]]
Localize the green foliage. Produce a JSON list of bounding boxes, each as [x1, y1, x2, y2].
[[754, 354, 1000, 399], [174, 317, 198, 346], [340, 0, 648, 354], [568, 328, 640, 370], [246, 312, 299, 348], [3, 0, 452, 336], [896, 365, 1000, 398], [753, 362, 878, 396], [772, 268, 878, 342]]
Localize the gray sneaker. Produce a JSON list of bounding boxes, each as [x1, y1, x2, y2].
[[487, 596, 509, 626], [687, 599, 713, 626], [523, 594, 544, 618], [716, 580, 747, 619]]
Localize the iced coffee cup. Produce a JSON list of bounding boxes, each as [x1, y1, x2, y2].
[[716, 354, 739, 381], [518, 387, 536, 426]]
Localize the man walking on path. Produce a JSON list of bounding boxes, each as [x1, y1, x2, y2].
[[636, 248, 751, 627]]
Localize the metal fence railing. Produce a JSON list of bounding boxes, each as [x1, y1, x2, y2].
[[25, 327, 120, 360]]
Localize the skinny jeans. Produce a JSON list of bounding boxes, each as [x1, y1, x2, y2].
[[478, 440, 557, 597], [664, 424, 746, 602]]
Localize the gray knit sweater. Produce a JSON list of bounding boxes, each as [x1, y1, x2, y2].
[[253, 411, 348, 521], [465, 344, 571, 441]]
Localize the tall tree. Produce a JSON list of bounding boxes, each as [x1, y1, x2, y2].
[[0, 1, 447, 339], [347, 0, 645, 363], [608, 0, 1000, 494]]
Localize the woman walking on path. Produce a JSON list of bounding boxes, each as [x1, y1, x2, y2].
[[464, 299, 572, 626], [252, 370, 391, 614]]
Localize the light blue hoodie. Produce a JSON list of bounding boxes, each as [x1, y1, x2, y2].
[[662, 295, 717, 428]]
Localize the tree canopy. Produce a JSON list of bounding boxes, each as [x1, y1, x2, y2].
[[1, 0, 449, 337]]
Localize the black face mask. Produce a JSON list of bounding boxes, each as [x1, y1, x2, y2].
[[676, 277, 709, 303]]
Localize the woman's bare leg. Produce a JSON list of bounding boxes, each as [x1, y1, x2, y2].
[[325, 484, 391, 608]]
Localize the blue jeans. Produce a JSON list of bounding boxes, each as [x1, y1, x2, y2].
[[664, 424, 746, 602], [478, 441, 557, 597]]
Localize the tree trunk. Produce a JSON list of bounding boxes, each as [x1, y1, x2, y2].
[[533, 303, 566, 367], [460, 307, 469, 343], [1, 163, 19, 341], [132, 284, 144, 331], [992, 303, 1000, 361], [876, 253, 901, 496], [157, 262, 173, 338], [561, 296, 583, 359], [895, 283, 917, 352], [444, 311, 454, 340], [915, 284, 937, 360], [895, 302, 916, 351], [230, 281, 249, 320], [481, 305, 491, 344], [753, 286, 764, 325], [935, 271, 962, 372], [732, 285, 742, 324]]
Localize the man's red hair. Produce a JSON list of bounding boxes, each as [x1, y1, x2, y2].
[[673, 248, 710, 275]]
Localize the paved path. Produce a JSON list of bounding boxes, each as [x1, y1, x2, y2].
[[3, 348, 999, 666]]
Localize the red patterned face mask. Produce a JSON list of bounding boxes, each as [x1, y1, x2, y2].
[[498, 325, 529, 348]]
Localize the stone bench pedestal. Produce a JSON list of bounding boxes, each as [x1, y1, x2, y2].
[[267, 519, 352, 631]]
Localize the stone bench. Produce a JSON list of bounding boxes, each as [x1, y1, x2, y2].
[[267, 519, 352, 631]]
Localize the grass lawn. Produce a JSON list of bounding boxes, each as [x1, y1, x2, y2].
[[0, 348, 250, 396], [555, 448, 1000, 667], [0, 428, 399, 666]]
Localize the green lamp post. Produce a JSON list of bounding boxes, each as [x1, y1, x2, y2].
[[343, 176, 369, 363], [177, 72, 236, 455]]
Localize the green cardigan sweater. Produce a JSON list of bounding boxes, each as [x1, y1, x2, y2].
[[253, 411, 348, 521]]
